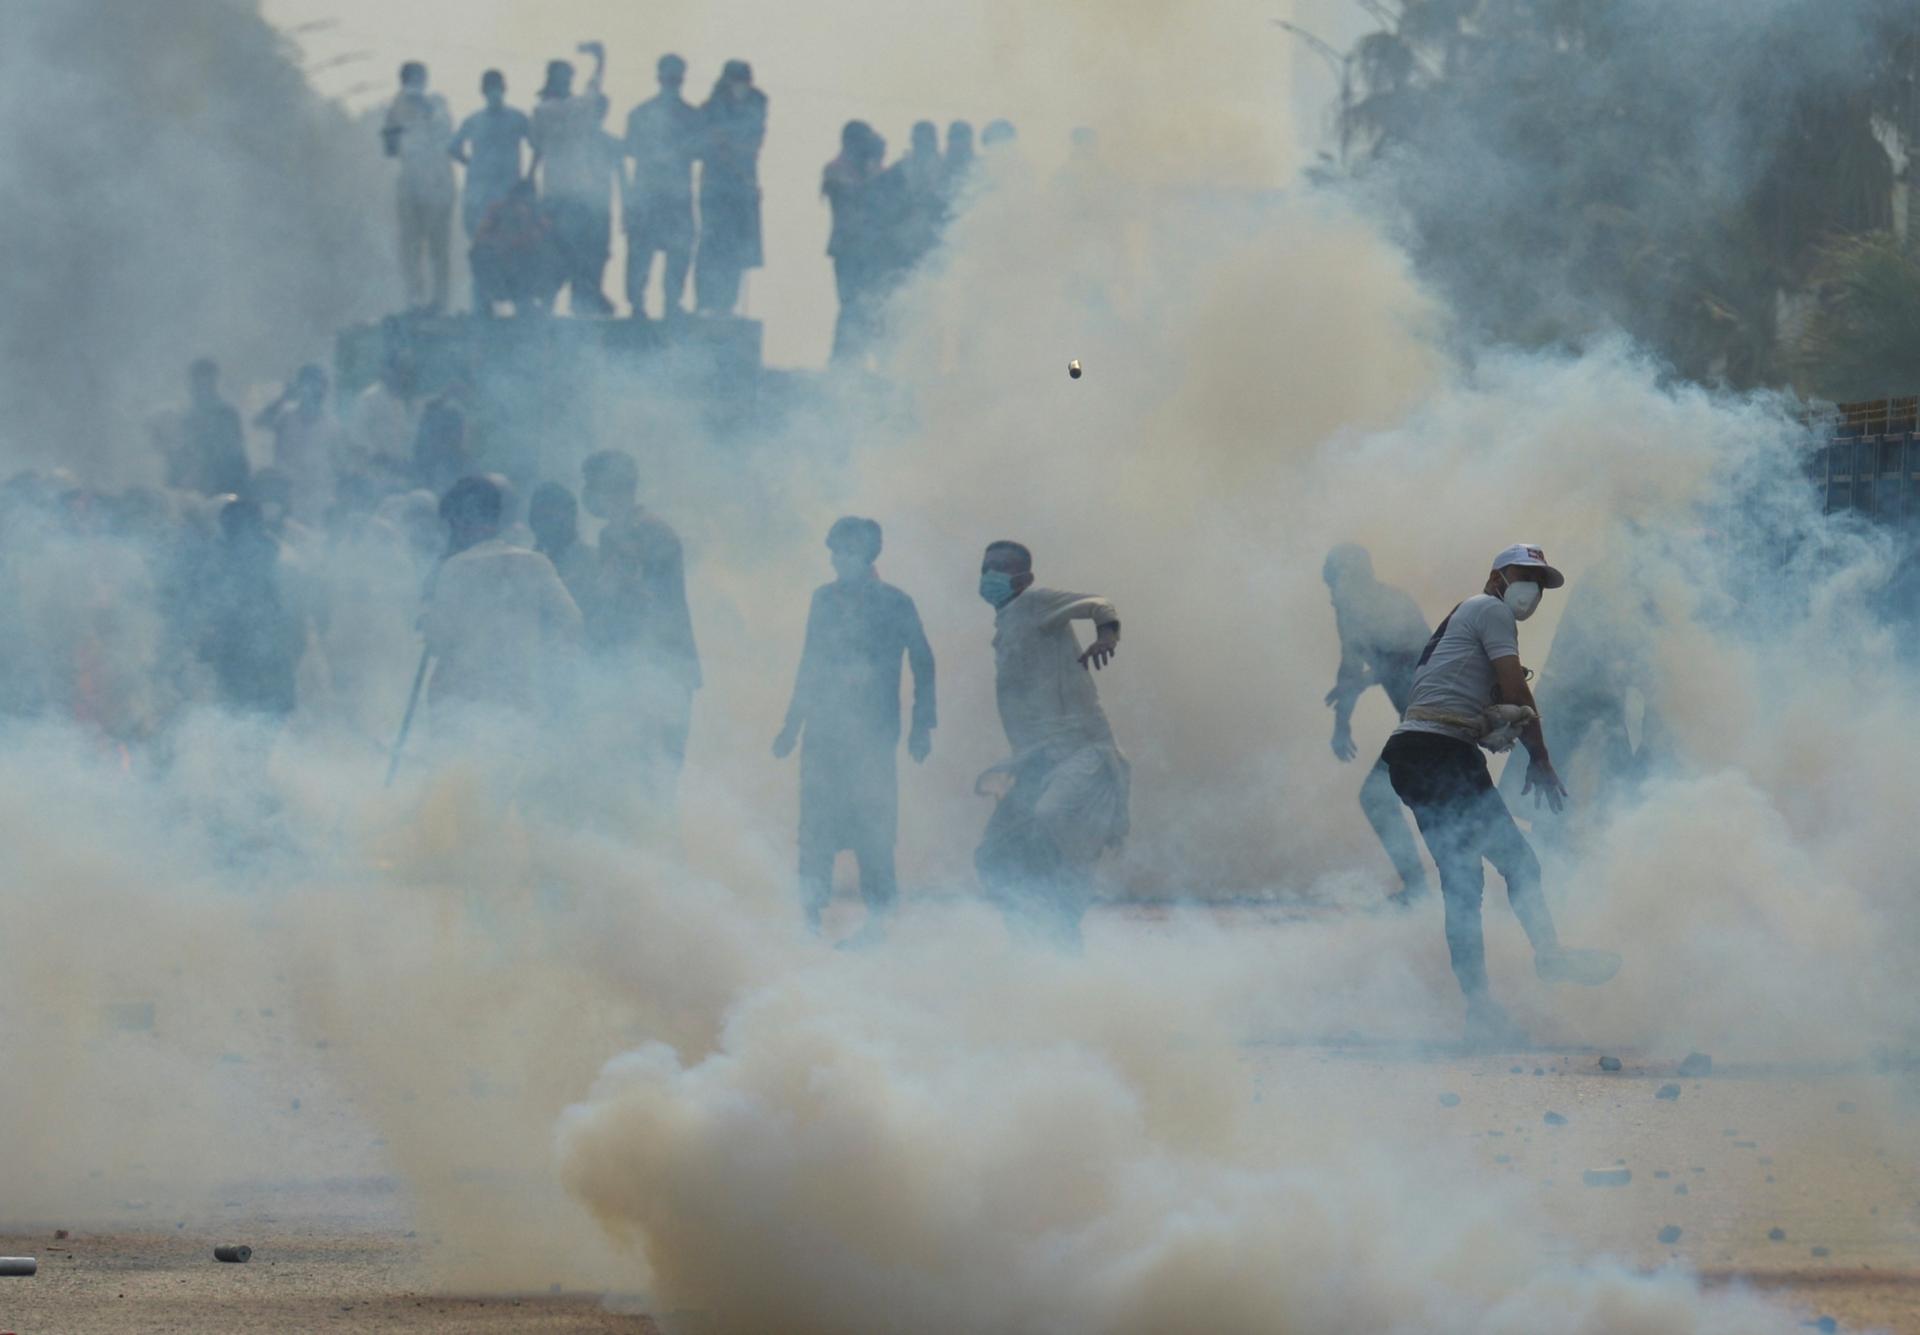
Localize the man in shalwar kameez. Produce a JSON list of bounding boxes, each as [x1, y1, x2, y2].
[[974, 540, 1128, 949], [774, 517, 935, 942]]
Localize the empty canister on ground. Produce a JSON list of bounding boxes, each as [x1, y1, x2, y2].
[[0, 1257, 36, 1276], [214, 1245, 253, 1264]]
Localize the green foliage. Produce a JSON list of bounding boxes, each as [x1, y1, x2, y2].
[[1794, 234, 1920, 401], [1323, 0, 1919, 389]]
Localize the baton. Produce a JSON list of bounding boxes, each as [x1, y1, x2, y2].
[[385, 648, 432, 788]]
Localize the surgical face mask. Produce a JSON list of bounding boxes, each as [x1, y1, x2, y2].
[[979, 570, 1016, 607], [1502, 579, 1543, 621]]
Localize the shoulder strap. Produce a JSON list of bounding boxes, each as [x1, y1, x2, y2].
[[1416, 602, 1464, 668]]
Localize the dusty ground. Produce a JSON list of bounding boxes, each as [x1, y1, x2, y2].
[[6, 905, 1916, 1333]]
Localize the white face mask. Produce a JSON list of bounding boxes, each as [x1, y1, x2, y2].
[[1502, 579, 1543, 621]]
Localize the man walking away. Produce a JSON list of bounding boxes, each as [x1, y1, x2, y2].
[[774, 517, 935, 943], [382, 62, 455, 314], [624, 55, 702, 320], [581, 450, 702, 807], [528, 480, 595, 609], [974, 541, 1128, 951], [1380, 543, 1620, 1048], [422, 475, 582, 720], [1322, 543, 1432, 905]]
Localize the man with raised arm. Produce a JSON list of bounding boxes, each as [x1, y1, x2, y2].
[[974, 540, 1128, 950]]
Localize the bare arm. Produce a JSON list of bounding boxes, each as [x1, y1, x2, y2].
[[1493, 655, 1565, 810]]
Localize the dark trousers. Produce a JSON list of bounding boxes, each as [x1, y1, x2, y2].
[[1359, 756, 1429, 893], [625, 228, 692, 316], [1382, 732, 1558, 998], [548, 197, 611, 311]]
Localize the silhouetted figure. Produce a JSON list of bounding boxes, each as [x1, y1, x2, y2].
[[695, 60, 767, 315], [346, 352, 419, 482], [411, 379, 472, 499], [382, 62, 455, 314], [1321, 544, 1432, 904], [200, 499, 302, 721], [450, 69, 531, 241], [773, 517, 936, 940], [532, 48, 616, 316], [890, 119, 946, 265], [423, 476, 582, 717], [157, 359, 249, 497], [254, 364, 344, 528], [822, 120, 895, 366], [471, 179, 564, 316], [973, 541, 1128, 951], [944, 119, 976, 209], [581, 450, 701, 795], [528, 480, 594, 608], [624, 54, 702, 319]]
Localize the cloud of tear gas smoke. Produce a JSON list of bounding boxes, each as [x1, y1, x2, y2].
[[0, 0, 387, 476], [0, 0, 1914, 1326]]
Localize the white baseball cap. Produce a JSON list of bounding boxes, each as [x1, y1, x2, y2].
[[1491, 543, 1565, 589]]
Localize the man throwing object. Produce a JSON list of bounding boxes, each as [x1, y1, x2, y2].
[[1380, 543, 1618, 1046]]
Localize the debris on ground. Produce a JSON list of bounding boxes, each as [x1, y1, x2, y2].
[[1543, 1111, 1568, 1126], [1811, 1246, 1831, 1258], [1439, 1092, 1461, 1107], [1583, 1167, 1632, 1187], [1802, 1317, 1838, 1333], [1675, 1184, 1689, 1195], [1678, 1052, 1712, 1077], [1658, 1225, 1682, 1244], [1656, 1083, 1682, 1100], [1769, 1227, 1787, 1241], [0, 1258, 37, 1277], [1655, 1170, 1671, 1179], [1598, 1056, 1622, 1071], [52, 1230, 67, 1241], [214, 1245, 253, 1264]]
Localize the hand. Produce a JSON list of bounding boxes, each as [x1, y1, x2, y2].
[[975, 769, 1013, 800], [1324, 686, 1341, 709], [1330, 726, 1357, 763], [908, 727, 932, 764], [1078, 630, 1118, 671], [578, 40, 606, 57], [1523, 758, 1567, 813], [772, 725, 798, 759]]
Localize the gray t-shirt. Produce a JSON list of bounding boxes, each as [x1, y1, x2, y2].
[[1392, 594, 1520, 743]]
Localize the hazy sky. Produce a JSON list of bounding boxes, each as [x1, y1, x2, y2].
[[262, 0, 1367, 367]]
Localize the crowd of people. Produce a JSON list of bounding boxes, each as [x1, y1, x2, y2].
[[378, 46, 1028, 360], [7, 328, 1631, 1038]]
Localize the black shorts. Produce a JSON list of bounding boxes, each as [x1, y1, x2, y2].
[[1380, 730, 1492, 806]]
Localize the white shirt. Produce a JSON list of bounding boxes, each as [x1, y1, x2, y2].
[[423, 538, 582, 713], [384, 92, 456, 199], [1392, 593, 1520, 744], [992, 587, 1119, 760]]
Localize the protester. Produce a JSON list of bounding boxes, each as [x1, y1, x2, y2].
[[973, 540, 1129, 950], [528, 480, 595, 608], [470, 179, 565, 316], [345, 353, 419, 483], [581, 450, 702, 810], [450, 70, 531, 245], [695, 60, 768, 315], [531, 47, 616, 316], [774, 517, 935, 942], [199, 498, 304, 723], [155, 359, 249, 497], [1380, 543, 1621, 1046], [421, 475, 582, 718], [624, 54, 703, 320], [381, 62, 456, 315], [254, 364, 345, 528], [1322, 543, 1433, 904], [821, 120, 896, 365]]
